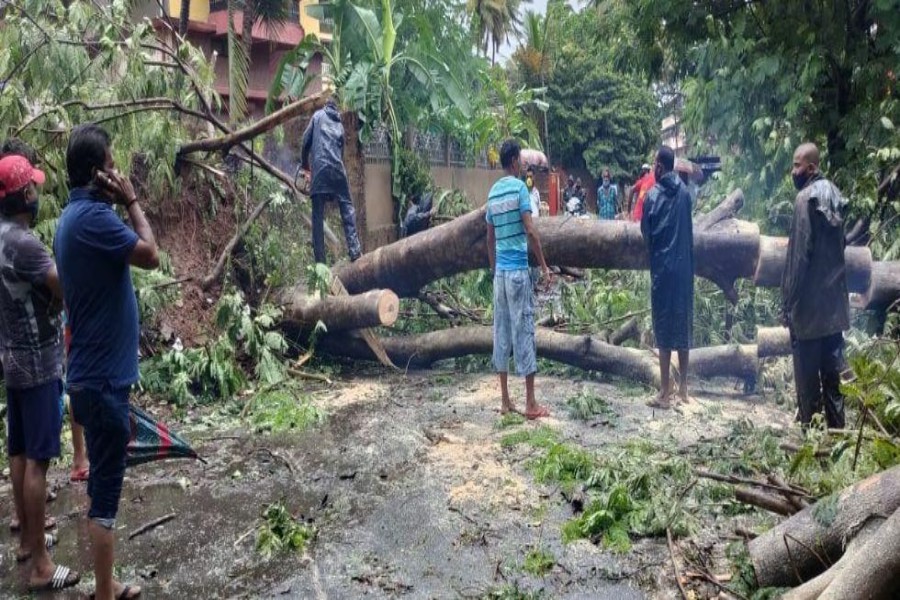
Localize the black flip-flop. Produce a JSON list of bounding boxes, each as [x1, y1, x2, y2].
[[28, 564, 80, 591]]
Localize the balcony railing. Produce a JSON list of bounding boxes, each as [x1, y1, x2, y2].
[[209, 1, 300, 22]]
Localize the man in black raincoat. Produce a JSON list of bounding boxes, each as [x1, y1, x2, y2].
[[300, 98, 363, 263], [641, 146, 694, 408], [781, 143, 849, 428], [401, 190, 434, 238]]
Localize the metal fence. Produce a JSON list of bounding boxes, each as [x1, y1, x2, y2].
[[363, 125, 490, 168]]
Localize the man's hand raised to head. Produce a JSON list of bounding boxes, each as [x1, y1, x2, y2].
[[96, 169, 137, 205]]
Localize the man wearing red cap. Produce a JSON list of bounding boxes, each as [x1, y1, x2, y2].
[[0, 155, 80, 591]]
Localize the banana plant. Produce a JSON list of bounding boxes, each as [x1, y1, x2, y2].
[[269, 0, 470, 186]]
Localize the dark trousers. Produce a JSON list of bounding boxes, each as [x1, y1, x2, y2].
[[69, 385, 131, 525], [311, 192, 362, 264], [791, 332, 846, 428]]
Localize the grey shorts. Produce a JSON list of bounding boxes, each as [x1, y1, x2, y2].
[[492, 269, 537, 376]]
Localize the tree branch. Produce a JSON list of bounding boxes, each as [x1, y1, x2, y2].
[[177, 92, 329, 157]]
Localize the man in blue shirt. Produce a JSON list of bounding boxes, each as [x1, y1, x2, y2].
[[597, 167, 618, 220], [486, 139, 552, 419], [55, 124, 159, 600]]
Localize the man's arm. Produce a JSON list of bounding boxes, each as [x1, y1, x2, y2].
[[486, 224, 496, 273], [781, 196, 813, 323], [126, 200, 160, 270], [44, 264, 63, 300], [97, 169, 159, 270], [522, 212, 549, 276]]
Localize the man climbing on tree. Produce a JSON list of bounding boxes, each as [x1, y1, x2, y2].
[[642, 146, 694, 409], [781, 143, 849, 429], [486, 139, 552, 419], [300, 98, 363, 264]]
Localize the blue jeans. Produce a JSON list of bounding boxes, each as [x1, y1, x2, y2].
[[492, 269, 537, 376], [69, 385, 131, 527], [312, 191, 362, 263]]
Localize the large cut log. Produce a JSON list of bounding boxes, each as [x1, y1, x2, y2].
[[818, 506, 900, 600], [757, 327, 792, 358], [336, 204, 897, 308], [319, 326, 759, 386], [782, 516, 885, 600], [853, 260, 900, 310], [335, 207, 760, 299], [754, 235, 873, 294], [748, 464, 900, 588], [278, 287, 399, 332]]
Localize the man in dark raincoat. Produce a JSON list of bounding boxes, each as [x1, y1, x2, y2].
[[781, 143, 849, 428], [641, 146, 694, 408], [300, 98, 363, 264]]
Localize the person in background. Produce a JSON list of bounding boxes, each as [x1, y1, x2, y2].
[[401, 190, 435, 238], [641, 146, 694, 409], [55, 123, 158, 600], [597, 167, 618, 220], [300, 98, 363, 264], [632, 163, 654, 222], [0, 155, 80, 591], [526, 166, 541, 217], [562, 175, 576, 209], [574, 178, 586, 214], [525, 166, 542, 285], [486, 139, 552, 420], [781, 143, 849, 429]]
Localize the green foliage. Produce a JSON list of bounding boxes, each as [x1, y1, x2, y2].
[[557, 270, 647, 335], [396, 147, 433, 212], [132, 252, 179, 324], [495, 412, 526, 429], [500, 425, 558, 449], [522, 547, 555, 576], [256, 502, 316, 557], [843, 341, 900, 435], [606, 0, 900, 228], [250, 384, 325, 434], [141, 292, 288, 405], [529, 442, 595, 486], [565, 391, 616, 422]]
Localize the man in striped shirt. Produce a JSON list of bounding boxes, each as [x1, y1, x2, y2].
[[486, 140, 552, 419]]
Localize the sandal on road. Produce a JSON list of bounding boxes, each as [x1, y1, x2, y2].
[[10, 515, 56, 532], [90, 584, 142, 600], [70, 466, 90, 482], [29, 564, 80, 592]]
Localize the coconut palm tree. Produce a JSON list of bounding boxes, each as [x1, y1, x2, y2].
[[466, 0, 523, 65], [227, 0, 292, 123]]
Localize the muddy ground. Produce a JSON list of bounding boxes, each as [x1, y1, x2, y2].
[[0, 369, 793, 599]]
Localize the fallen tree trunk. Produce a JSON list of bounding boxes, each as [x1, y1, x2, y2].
[[278, 287, 399, 332], [781, 516, 885, 600], [319, 326, 759, 387], [609, 316, 640, 346], [757, 327, 792, 358], [335, 201, 898, 308], [818, 506, 900, 600], [748, 464, 900, 588]]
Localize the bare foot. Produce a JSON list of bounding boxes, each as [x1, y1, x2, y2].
[[524, 405, 550, 420], [647, 392, 673, 409], [90, 581, 142, 600], [499, 405, 520, 415]]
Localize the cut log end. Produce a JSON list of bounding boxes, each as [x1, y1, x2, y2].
[[377, 290, 400, 326]]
